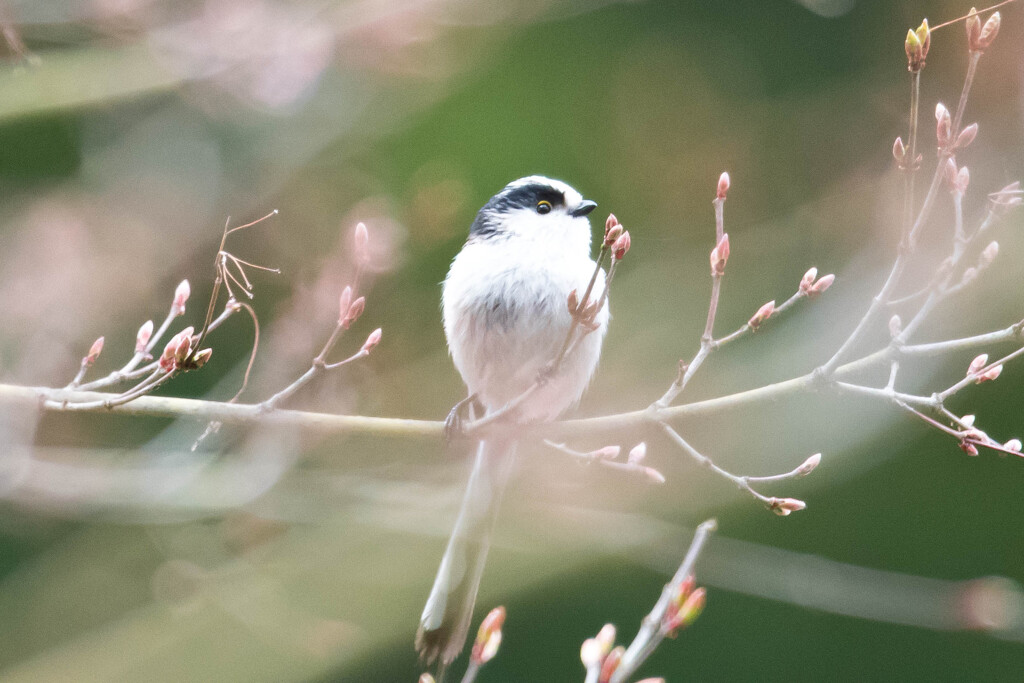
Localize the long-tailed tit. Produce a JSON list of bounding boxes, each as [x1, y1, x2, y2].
[[416, 176, 609, 668]]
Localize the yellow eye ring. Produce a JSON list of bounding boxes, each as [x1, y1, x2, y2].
[[536, 200, 552, 214]]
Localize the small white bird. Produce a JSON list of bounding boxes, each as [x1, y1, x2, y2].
[[416, 176, 609, 668]]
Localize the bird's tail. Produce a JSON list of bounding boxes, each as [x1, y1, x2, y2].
[[416, 438, 516, 670]]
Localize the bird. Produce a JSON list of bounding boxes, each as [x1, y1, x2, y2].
[[416, 176, 609, 670]]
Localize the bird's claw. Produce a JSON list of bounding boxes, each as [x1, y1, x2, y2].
[[444, 393, 478, 442]]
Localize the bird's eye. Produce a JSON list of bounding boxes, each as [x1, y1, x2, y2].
[[536, 200, 552, 214]]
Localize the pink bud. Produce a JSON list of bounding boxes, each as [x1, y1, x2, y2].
[[748, 300, 775, 329], [961, 414, 976, 428], [472, 606, 505, 665], [968, 354, 989, 376], [591, 445, 621, 460], [889, 314, 902, 338], [960, 266, 978, 286], [796, 452, 822, 476], [955, 123, 978, 149], [710, 233, 729, 275], [605, 213, 619, 234], [342, 296, 366, 329], [980, 241, 999, 266], [800, 267, 818, 292], [595, 623, 616, 654], [770, 497, 807, 516], [955, 166, 970, 194], [1004, 439, 1022, 453], [136, 320, 154, 353], [716, 171, 730, 200], [892, 136, 905, 164], [966, 7, 981, 50], [338, 286, 353, 325], [598, 646, 624, 683], [628, 442, 647, 464], [977, 11, 1001, 50], [360, 328, 382, 354], [644, 467, 667, 484], [604, 224, 623, 247], [980, 364, 1003, 382], [191, 348, 213, 368], [354, 223, 370, 264], [808, 273, 835, 296], [960, 440, 980, 456], [86, 337, 104, 365], [943, 158, 959, 189], [612, 231, 631, 260], [936, 103, 951, 147], [172, 279, 190, 315], [580, 639, 603, 668]]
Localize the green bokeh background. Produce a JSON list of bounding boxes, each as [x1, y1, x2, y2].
[[0, 0, 1023, 681]]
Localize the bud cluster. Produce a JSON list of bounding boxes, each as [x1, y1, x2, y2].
[[799, 267, 835, 297], [966, 8, 1001, 53], [904, 19, 930, 72], [662, 575, 706, 636]]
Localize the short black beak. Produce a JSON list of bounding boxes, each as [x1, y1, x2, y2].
[[571, 199, 598, 217]]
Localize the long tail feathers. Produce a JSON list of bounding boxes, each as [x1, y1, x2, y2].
[[416, 439, 516, 668]]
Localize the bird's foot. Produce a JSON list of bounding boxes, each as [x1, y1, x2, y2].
[[444, 393, 479, 442]]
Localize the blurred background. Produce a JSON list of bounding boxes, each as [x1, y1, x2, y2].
[[0, 0, 1023, 680]]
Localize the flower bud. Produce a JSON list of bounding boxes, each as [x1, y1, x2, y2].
[[961, 414, 976, 428], [716, 171, 730, 200], [590, 445, 621, 460], [892, 136, 906, 164], [628, 442, 647, 465], [770, 497, 807, 516], [709, 234, 729, 276], [580, 638, 603, 668], [980, 241, 999, 266], [85, 337, 104, 366], [980, 364, 1003, 383], [172, 279, 191, 316], [807, 273, 835, 296], [955, 166, 970, 194], [1003, 439, 1022, 453], [966, 7, 981, 50], [960, 440, 980, 456], [191, 348, 213, 368], [353, 222, 370, 263], [889, 314, 902, 338], [968, 354, 989, 376], [604, 224, 623, 247], [605, 213, 619, 235], [341, 296, 366, 329], [936, 103, 952, 147], [598, 646, 624, 683], [796, 452, 822, 476], [955, 123, 978, 150], [338, 286, 353, 325], [419, 675, 436, 683], [943, 158, 958, 189], [800, 267, 818, 292], [595, 623, 616, 654], [976, 11, 1001, 51], [612, 231, 631, 260], [644, 467, 667, 484], [471, 606, 505, 665], [136, 320, 154, 354], [905, 27, 923, 72], [748, 300, 775, 329], [360, 328, 382, 354]]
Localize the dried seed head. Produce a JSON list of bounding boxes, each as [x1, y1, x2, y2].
[[136, 320, 154, 354], [716, 171, 730, 200], [172, 279, 191, 316]]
